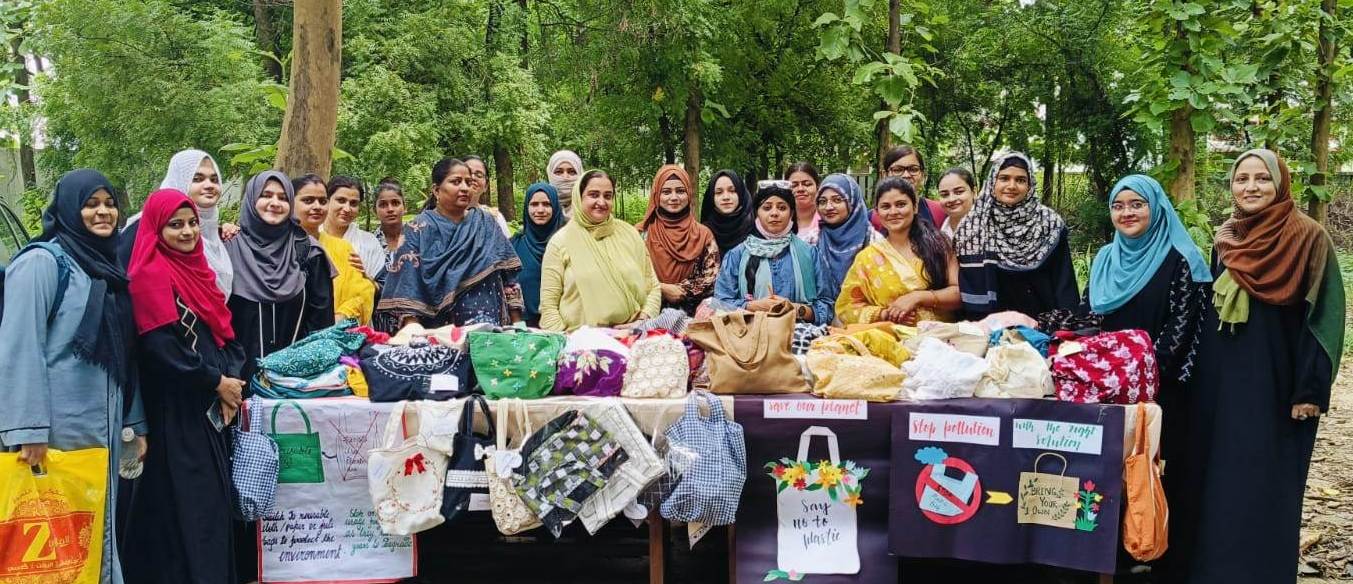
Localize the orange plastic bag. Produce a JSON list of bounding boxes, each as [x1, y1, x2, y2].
[[1, 448, 108, 584], [1122, 404, 1168, 561]]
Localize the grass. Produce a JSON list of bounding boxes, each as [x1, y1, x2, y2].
[[1339, 252, 1353, 356]]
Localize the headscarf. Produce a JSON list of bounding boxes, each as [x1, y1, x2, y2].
[[34, 169, 133, 388], [128, 189, 235, 346], [814, 173, 870, 295], [700, 169, 754, 253], [1088, 175, 1212, 314], [159, 149, 233, 296], [954, 152, 1066, 314], [547, 150, 583, 213], [511, 182, 566, 319], [741, 186, 816, 302], [379, 206, 522, 318], [551, 169, 654, 324], [226, 171, 310, 303], [640, 165, 715, 283]]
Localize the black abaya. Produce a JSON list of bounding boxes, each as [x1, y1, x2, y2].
[[124, 302, 245, 584], [985, 232, 1080, 318], [228, 252, 334, 382]]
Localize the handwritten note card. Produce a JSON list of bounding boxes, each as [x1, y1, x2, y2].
[[1011, 418, 1103, 455], [764, 399, 868, 420], [908, 413, 1001, 446]]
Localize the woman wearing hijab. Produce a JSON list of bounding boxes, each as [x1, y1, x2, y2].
[[511, 182, 566, 326], [814, 173, 878, 311], [953, 151, 1077, 318], [548, 149, 583, 216], [118, 149, 233, 295], [379, 158, 523, 328], [539, 169, 661, 331], [713, 184, 833, 325], [0, 169, 145, 584], [226, 170, 334, 382], [640, 165, 719, 315], [122, 189, 244, 584], [701, 169, 754, 254], [836, 177, 959, 325], [1175, 150, 1344, 584]]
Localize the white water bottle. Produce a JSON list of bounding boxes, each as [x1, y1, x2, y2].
[[118, 427, 143, 480]]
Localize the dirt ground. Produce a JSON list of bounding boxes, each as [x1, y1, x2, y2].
[[1299, 361, 1353, 582]]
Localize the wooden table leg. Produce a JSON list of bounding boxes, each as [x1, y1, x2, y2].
[[648, 510, 665, 584], [728, 525, 736, 584], [1098, 573, 1114, 584]]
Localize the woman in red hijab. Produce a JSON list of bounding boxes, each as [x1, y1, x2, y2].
[[122, 189, 245, 584]]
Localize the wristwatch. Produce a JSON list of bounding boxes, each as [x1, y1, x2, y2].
[[795, 303, 811, 321]]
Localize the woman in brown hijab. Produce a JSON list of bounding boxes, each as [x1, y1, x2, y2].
[[638, 165, 719, 315], [1171, 149, 1344, 584]]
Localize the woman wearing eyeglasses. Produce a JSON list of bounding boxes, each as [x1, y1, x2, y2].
[[877, 145, 947, 230]]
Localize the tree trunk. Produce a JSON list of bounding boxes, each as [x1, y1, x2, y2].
[[1042, 88, 1057, 206], [876, 0, 902, 169], [1167, 105, 1196, 202], [494, 143, 516, 221], [274, 0, 342, 178], [659, 113, 676, 164], [683, 84, 702, 182], [253, 0, 284, 83], [8, 37, 36, 189], [1308, 0, 1337, 223]]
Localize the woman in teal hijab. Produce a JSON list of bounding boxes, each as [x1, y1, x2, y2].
[[511, 182, 566, 326]]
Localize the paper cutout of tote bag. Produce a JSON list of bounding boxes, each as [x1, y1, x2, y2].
[[268, 400, 326, 484], [774, 426, 861, 575], [1017, 452, 1080, 529]]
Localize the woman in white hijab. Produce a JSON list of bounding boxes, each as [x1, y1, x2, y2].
[[119, 149, 233, 296], [547, 150, 583, 216]]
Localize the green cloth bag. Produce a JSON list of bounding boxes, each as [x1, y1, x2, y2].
[[469, 328, 566, 399], [268, 401, 326, 484]]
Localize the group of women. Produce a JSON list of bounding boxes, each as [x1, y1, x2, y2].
[[0, 142, 1340, 584]]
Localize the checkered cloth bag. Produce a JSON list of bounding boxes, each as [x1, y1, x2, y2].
[[232, 398, 280, 521], [660, 391, 746, 526]]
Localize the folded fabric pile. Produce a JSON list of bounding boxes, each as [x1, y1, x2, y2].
[[252, 319, 366, 398]]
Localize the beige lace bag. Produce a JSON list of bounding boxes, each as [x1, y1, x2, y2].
[[487, 399, 543, 535]]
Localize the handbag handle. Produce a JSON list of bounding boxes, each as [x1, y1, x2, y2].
[[1130, 403, 1153, 460], [1032, 452, 1070, 476], [461, 395, 496, 439], [495, 399, 512, 450], [795, 426, 841, 464], [380, 402, 418, 449], [270, 400, 313, 434], [710, 310, 770, 367], [697, 391, 726, 424]]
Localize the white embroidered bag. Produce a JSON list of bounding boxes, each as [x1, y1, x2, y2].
[[368, 402, 450, 536], [621, 333, 690, 398]]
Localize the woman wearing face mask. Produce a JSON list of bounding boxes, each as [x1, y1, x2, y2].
[[225, 171, 334, 382], [548, 149, 583, 216], [640, 165, 719, 315], [511, 182, 566, 327], [539, 170, 661, 331], [293, 174, 376, 325], [119, 149, 233, 296], [0, 169, 145, 584], [1175, 150, 1345, 584], [935, 167, 978, 238], [836, 177, 959, 325], [953, 152, 1077, 319], [122, 189, 244, 584], [814, 173, 879, 312], [379, 158, 523, 328], [323, 175, 385, 280], [786, 161, 822, 244], [713, 184, 833, 325], [700, 169, 754, 254]]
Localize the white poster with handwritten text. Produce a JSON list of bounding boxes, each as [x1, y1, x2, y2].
[[254, 398, 416, 583]]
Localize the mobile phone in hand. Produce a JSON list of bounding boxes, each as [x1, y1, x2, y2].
[[207, 400, 226, 432]]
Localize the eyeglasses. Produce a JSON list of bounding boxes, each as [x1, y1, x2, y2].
[[887, 165, 923, 176], [1110, 200, 1148, 213]]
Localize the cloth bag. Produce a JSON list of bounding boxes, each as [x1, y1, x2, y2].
[[1051, 329, 1160, 404], [687, 300, 807, 394], [903, 337, 989, 400], [907, 321, 989, 357], [774, 427, 861, 575], [0, 448, 107, 584], [975, 342, 1053, 398], [805, 335, 907, 402], [268, 400, 325, 484], [441, 395, 494, 524], [512, 410, 630, 537], [1123, 403, 1169, 561], [362, 340, 473, 402], [577, 399, 665, 534], [487, 399, 543, 535], [470, 328, 566, 399], [369, 402, 450, 536], [634, 419, 697, 523], [660, 391, 746, 526], [554, 327, 629, 397], [621, 332, 690, 398], [232, 399, 280, 520]]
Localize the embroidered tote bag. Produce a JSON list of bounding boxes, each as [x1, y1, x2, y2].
[[362, 339, 472, 402], [687, 300, 807, 394], [488, 399, 543, 535], [368, 402, 450, 536], [660, 391, 746, 526], [470, 328, 566, 399], [1051, 329, 1159, 404], [805, 335, 906, 402]]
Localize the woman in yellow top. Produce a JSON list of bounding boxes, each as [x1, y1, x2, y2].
[[292, 174, 376, 324], [836, 177, 960, 325], [539, 169, 661, 331]]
